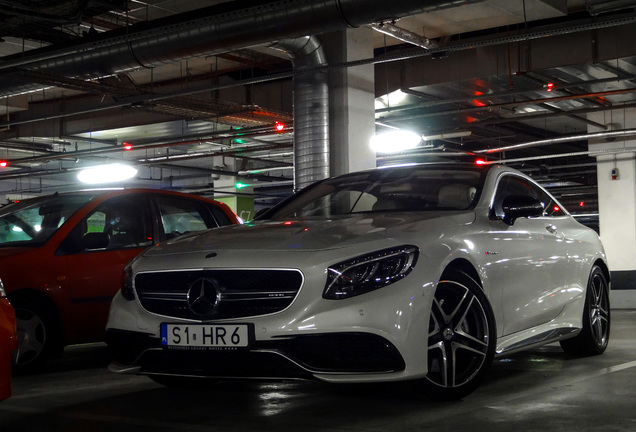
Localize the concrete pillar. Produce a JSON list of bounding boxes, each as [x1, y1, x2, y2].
[[588, 108, 636, 308], [323, 28, 377, 176], [213, 158, 255, 222]]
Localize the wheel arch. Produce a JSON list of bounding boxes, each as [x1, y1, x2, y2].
[[593, 258, 611, 285], [8, 288, 66, 340], [441, 258, 483, 289]]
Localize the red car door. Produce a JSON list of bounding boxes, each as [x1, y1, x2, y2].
[[53, 194, 154, 343]]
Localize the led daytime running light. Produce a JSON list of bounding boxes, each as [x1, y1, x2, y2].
[[324, 245, 418, 300], [121, 255, 142, 301]]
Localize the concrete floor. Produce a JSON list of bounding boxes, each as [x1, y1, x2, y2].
[[1, 310, 635, 432]]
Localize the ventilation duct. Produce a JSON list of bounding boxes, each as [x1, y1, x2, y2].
[[271, 37, 329, 191], [0, 0, 487, 97]]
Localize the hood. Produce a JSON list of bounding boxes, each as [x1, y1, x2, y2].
[[145, 211, 475, 256]]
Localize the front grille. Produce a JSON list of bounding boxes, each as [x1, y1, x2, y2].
[[135, 269, 303, 320]]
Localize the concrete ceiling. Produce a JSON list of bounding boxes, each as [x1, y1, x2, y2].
[[1, 0, 635, 213]]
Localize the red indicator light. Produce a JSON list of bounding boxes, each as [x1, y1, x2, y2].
[[553, 206, 560, 212], [0, 161, 7, 168], [475, 159, 487, 165], [275, 121, 285, 132], [123, 142, 133, 151], [579, 201, 584, 207], [284, 221, 293, 225], [546, 83, 555, 92]]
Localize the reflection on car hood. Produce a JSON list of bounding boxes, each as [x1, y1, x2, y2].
[[145, 211, 475, 255]]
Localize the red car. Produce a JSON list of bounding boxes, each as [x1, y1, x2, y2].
[[0, 188, 239, 368], [0, 281, 17, 400]]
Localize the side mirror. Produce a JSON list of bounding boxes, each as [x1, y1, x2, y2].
[[82, 232, 110, 250], [501, 195, 544, 225]]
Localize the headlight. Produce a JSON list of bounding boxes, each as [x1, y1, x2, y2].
[[121, 255, 142, 301], [324, 245, 418, 300]]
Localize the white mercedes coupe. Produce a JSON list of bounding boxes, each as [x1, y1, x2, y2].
[[106, 163, 610, 399]]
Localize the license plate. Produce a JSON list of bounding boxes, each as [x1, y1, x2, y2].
[[161, 323, 251, 349]]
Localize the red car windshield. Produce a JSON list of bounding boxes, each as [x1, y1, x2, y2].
[[0, 194, 95, 247]]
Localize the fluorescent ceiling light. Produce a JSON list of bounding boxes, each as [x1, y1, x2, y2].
[[77, 163, 138, 184], [422, 131, 471, 141], [370, 130, 422, 153]]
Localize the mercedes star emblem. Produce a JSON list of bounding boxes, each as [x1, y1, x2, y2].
[[186, 278, 221, 316]]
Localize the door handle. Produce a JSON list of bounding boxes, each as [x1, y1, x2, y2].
[[545, 224, 558, 234]]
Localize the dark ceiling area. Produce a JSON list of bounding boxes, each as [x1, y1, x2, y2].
[[2, 0, 636, 213]]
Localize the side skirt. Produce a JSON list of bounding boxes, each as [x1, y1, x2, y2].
[[495, 327, 580, 357]]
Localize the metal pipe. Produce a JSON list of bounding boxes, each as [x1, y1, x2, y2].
[[483, 145, 636, 165], [271, 37, 330, 191], [378, 87, 636, 120], [238, 166, 292, 175], [370, 23, 438, 50], [5, 124, 290, 165], [476, 128, 636, 154]]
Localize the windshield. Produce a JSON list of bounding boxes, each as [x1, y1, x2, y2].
[[263, 166, 484, 220], [0, 194, 96, 247]]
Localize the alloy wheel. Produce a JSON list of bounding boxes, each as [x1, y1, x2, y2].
[[14, 308, 47, 366], [426, 280, 491, 389], [589, 271, 610, 348]]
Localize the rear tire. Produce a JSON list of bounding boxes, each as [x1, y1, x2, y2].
[[560, 265, 610, 355], [416, 269, 496, 400]]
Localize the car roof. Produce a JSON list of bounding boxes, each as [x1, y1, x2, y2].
[[0, 188, 239, 221], [4, 188, 221, 205]]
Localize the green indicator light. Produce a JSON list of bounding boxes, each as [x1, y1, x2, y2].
[[235, 182, 250, 189]]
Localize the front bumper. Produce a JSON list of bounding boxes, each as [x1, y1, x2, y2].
[[105, 244, 436, 383], [106, 328, 406, 380]]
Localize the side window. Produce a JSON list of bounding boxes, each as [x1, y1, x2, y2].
[[85, 211, 107, 233], [58, 195, 152, 255], [156, 195, 218, 239], [492, 174, 565, 219], [207, 204, 233, 226]]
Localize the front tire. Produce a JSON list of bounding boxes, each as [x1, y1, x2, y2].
[[10, 294, 63, 369], [419, 269, 496, 400], [560, 265, 610, 355]]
